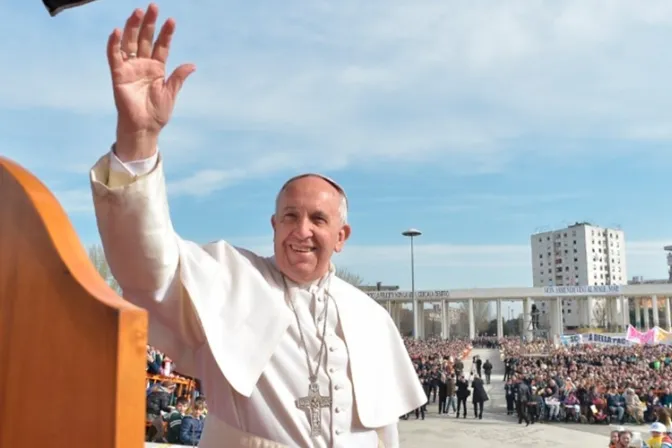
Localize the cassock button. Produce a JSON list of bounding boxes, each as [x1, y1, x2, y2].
[[335, 429, 343, 435], [334, 385, 342, 390], [329, 347, 335, 352], [329, 368, 335, 373], [335, 407, 342, 413]]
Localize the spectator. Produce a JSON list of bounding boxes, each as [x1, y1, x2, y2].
[[180, 400, 207, 446], [470, 374, 488, 419], [455, 373, 469, 419], [146, 380, 176, 441], [164, 396, 190, 444], [483, 359, 493, 384]]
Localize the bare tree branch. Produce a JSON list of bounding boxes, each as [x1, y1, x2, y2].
[[335, 266, 364, 287], [87, 244, 121, 294], [592, 299, 608, 328], [459, 301, 491, 333]]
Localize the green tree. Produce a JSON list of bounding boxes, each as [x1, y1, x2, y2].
[[335, 266, 364, 287], [88, 243, 121, 294]]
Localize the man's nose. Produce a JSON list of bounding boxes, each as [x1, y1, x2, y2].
[[293, 216, 313, 238]]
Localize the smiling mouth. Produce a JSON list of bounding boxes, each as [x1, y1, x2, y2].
[[290, 245, 316, 253]]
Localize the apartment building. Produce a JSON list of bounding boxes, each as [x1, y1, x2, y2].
[[530, 222, 627, 327]]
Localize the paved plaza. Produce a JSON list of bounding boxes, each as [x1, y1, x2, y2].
[[398, 348, 646, 447]]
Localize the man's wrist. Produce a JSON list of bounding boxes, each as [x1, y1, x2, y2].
[[114, 130, 159, 162]]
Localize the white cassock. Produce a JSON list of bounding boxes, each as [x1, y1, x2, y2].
[[89, 149, 426, 448]]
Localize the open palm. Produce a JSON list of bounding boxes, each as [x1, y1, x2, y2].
[[108, 4, 195, 136]]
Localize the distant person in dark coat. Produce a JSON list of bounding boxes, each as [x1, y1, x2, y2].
[[455, 373, 470, 419], [471, 374, 489, 419], [483, 359, 493, 384], [504, 378, 516, 415], [515, 377, 531, 426], [475, 356, 483, 378], [437, 372, 449, 414]]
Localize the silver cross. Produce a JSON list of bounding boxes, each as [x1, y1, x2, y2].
[[295, 381, 332, 437]]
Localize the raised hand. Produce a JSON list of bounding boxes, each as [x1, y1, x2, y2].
[[107, 3, 195, 160]]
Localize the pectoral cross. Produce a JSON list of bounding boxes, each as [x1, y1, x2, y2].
[[295, 380, 332, 437]]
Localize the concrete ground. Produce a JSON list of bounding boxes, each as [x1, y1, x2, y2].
[[398, 347, 647, 447]]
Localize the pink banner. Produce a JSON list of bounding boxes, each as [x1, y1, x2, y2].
[[625, 325, 656, 344], [626, 325, 643, 343], [641, 329, 656, 344]]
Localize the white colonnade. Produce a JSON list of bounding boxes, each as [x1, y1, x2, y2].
[[365, 284, 672, 341]]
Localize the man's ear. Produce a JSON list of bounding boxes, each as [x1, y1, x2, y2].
[[271, 214, 277, 231], [334, 224, 351, 253]]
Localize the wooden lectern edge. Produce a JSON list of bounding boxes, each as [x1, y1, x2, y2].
[[0, 156, 145, 315]]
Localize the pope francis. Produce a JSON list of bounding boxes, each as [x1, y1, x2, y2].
[[90, 4, 426, 447]]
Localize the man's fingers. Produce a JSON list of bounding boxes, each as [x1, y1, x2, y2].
[[137, 3, 159, 58], [120, 8, 144, 55], [107, 28, 124, 71], [151, 18, 176, 64], [165, 64, 196, 98]]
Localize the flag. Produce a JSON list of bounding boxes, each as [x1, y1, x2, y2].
[[625, 325, 643, 343], [43, 0, 99, 16]]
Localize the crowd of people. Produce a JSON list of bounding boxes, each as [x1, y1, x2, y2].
[[502, 340, 672, 427], [145, 345, 206, 445], [402, 337, 496, 420], [145, 333, 672, 446], [402, 334, 672, 446]]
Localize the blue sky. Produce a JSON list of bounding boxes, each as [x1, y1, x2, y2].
[[3, 0, 672, 293]]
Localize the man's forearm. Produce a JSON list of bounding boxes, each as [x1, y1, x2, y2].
[[90, 149, 178, 298]]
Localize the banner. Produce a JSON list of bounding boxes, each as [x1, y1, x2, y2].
[[560, 334, 583, 346], [624, 325, 672, 345], [560, 333, 630, 346], [543, 285, 622, 296], [626, 325, 644, 344], [584, 333, 630, 346]]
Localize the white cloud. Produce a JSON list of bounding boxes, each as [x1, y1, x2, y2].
[[52, 188, 93, 213], [3, 0, 672, 193]]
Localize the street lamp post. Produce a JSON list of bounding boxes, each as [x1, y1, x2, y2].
[[402, 228, 422, 340]]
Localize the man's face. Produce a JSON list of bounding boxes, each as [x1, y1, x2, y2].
[[272, 176, 351, 284]]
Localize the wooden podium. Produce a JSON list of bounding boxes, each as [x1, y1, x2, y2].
[[0, 157, 148, 447]]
